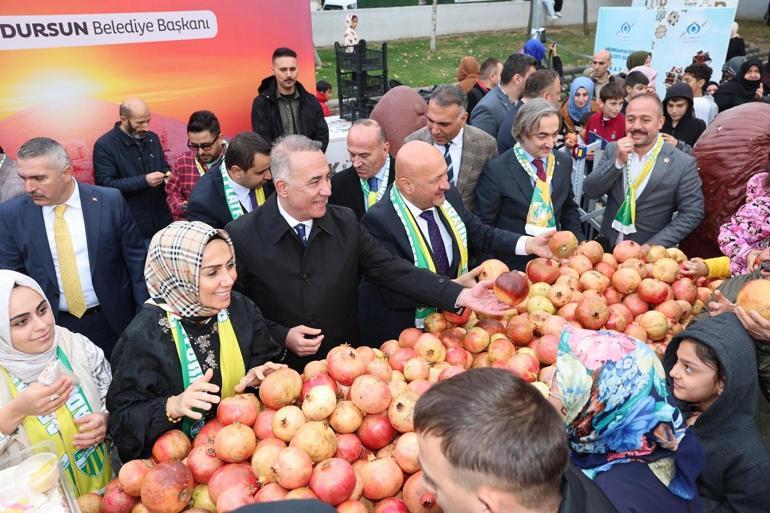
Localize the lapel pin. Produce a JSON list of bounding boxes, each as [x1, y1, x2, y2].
[[92, 197, 98, 202], [663, 157, 670, 163]]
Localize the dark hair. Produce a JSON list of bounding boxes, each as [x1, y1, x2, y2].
[[627, 91, 664, 115], [272, 47, 297, 60], [523, 69, 560, 99], [705, 81, 719, 93], [414, 368, 568, 509], [316, 80, 332, 93], [430, 84, 467, 111], [501, 53, 536, 85], [690, 339, 727, 386], [600, 82, 625, 102], [625, 70, 650, 89], [187, 110, 220, 135], [480, 57, 502, 79], [684, 63, 713, 93], [225, 132, 272, 171]]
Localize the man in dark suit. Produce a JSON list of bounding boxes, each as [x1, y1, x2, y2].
[[583, 93, 704, 248], [187, 132, 275, 229], [476, 99, 583, 271], [359, 141, 553, 345], [0, 137, 148, 357], [225, 135, 509, 370], [329, 119, 395, 220], [405, 85, 498, 212]]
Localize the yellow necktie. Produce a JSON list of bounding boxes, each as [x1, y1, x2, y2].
[[53, 205, 87, 318]]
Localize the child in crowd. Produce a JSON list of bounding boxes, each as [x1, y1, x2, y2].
[[622, 70, 650, 114], [315, 80, 332, 117], [583, 81, 625, 158], [664, 314, 770, 512], [684, 63, 718, 125], [661, 82, 706, 155]]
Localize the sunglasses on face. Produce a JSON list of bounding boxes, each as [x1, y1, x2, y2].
[[187, 134, 220, 151]]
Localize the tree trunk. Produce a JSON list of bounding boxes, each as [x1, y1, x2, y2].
[[527, 0, 534, 35], [583, 0, 589, 35], [430, 0, 438, 52]]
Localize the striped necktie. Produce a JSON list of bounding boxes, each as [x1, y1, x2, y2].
[[53, 205, 87, 317], [443, 143, 454, 182]]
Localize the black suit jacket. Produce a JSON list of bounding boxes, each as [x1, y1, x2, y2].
[[187, 169, 275, 229], [225, 194, 463, 370], [329, 159, 396, 220], [359, 186, 521, 346], [0, 182, 148, 336], [475, 149, 583, 270]]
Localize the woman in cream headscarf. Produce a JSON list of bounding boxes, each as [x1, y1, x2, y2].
[[0, 270, 112, 496], [107, 222, 285, 462]]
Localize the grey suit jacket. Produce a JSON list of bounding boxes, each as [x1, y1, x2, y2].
[[583, 141, 704, 247], [470, 86, 515, 138], [404, 125, 497, 211]]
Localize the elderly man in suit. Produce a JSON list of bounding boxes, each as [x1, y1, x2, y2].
[[187, 132, 275, 229], [329, 119, 395, 220], [476, 99, 583, 271], [583, 93, 705, 248], [359, 141, 553, 345], [470, 54, 536, 139], [0, 137, 148, 357], [404, 85, 497, 212], [225, 135, 511, 370]]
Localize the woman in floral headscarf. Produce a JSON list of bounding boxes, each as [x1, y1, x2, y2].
[[107, 222, 285, 461], [550, 326, 704, 513]]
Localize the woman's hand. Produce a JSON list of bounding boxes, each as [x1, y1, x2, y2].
[[235, 363, 288, 392], [73, 412, 108, 449], [167, 368, 220, 420], [707, 290, 735, 317], [11, 377, 74, 418], [680, 257, 709, 279]]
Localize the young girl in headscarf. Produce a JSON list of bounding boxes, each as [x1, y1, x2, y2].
[[343, 13, 359, 52], [107, 222, 285, 461], [551, 326, 704, 513], [0, 270, 112, 496], [561, 76, 599, 151]]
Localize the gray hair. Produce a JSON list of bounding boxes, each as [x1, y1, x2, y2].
[[17, 137, 71, 170], [511, 98, 560, 141], [350, 118, 386, 143], [270, 135, 323, 182], [430, 84, 467, 112]]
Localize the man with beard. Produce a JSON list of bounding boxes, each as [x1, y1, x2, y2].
[[93, 97, 173, 243], [590, 50, 622, 102], [583, 93, 704, 248]]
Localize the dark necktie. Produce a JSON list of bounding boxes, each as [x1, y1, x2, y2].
[[368, 176, 380, 192], [248, 189, 257, 210], [443, 143, 454, 182], [419, 210, 450, 276], [294, 223, 308, 246], [532, 158, 547, 182]]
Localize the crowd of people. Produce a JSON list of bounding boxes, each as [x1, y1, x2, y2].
[[1, 25, 770, 513]]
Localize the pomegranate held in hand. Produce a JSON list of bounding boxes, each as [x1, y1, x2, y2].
[[736, 279, 770, 319], [549, 231, 578, 259], [493, 271, 529, 305]]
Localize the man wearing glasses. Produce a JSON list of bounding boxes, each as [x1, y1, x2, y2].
[[166, 111, 227, 220], [590, 50, 622, 102], [93, 97, 173, 243]]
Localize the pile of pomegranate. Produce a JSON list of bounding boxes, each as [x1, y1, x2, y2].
[[78, 232, 726, 513]]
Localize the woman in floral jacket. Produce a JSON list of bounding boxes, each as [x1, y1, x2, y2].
[[718, 168, 770, 276]]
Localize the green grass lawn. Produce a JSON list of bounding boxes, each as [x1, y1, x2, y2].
[[316, 19, 770, 88]]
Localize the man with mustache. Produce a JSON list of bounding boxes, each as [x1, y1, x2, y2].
[[93, 97, 173, 244], [583, 93, 704, 248]]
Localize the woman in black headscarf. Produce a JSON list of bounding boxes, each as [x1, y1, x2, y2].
[[714, 58, 764, 112]]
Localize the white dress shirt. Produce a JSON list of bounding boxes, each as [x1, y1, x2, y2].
[[277, 197, 314, 240], [42, 182, 98, 311], [227, 173, 255, 213], [433, 128, 464, 187], [401, 194, 454, 267]]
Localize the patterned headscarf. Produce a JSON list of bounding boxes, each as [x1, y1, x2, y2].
[[567, 77, 595, 124], [556, 326, 701, 501], [144, 221, 235, 318]]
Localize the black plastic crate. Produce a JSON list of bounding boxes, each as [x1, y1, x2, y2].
[[338, 72, 387, 99], [339, 98, 377, 122], [334, 41, 388, 72]]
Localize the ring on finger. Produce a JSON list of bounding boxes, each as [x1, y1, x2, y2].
[[50, 394, 59, 403]]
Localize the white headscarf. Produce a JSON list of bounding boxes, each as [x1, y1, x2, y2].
[[0, 270, 59, 383]]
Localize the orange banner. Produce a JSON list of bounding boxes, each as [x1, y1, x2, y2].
[[0, 0, 315, 183]]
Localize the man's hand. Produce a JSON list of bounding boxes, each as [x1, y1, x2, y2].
[[661, 133, 678, 147], [146, 171, 166, 187], [456, 279, 509, 316], [681, 257, 709, 279], [707, 290, 735, 317], [285, 325, 324, 357], [615, 136, 635, 166], [735, 307, 770, 342], [73, 412, 108, 449], [525, 232, 554, 258], [235, 362, 288, 392], [453, 265, 483, 288]]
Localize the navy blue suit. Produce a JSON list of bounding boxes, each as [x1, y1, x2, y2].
[[0, 182, 149, 355], [187, 169, 275, 230]]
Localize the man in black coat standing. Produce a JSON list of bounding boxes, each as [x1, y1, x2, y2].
[[329, 119, 395, 220], [251, 47, 329, 152], [359, 140, 553, 345], [187, 132, 275, 229], [225, 135, 509, 370]]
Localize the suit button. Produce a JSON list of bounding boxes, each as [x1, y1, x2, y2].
[[302, 273, 310, 282], [438, 278, 446, 284]]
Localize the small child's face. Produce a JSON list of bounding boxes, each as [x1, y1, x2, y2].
[[600, 98, 624, 119], [626, 83, 648, 100], [320, 89, 332, 100]]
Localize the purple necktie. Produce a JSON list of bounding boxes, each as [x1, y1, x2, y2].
[[532, 158, 546, 182], [248, 189, 257, 210], [419, 210, 450, 276]]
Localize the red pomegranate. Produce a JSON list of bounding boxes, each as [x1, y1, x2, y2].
[[358, 413, 397, 450], [388, 390, 418, 433], [350, 375, 392, 414], [637, 278, 671, 305], [613, 240, 643, 262], [462, 327, 491, 353], [337, 500, 369, 513], [303, 360, 327, 382], [444, 346, 472, 369], [194, 419, 224, 447], [533, 335, 558, 365], [579, 270, 609, 293], [151, 429, 191, 463], [594, 261, 616, 279], [381, 340, 400, 356], [328, 346, 369, 386], [389, 347, 419, 372], [487, 338, 515, 363], [274, 446, 314, 490], [575, 297, 609, 329], [403, 471, 441, 513], [438, 365, 465, 381], [361, 457, 404, 501], [208, 464, 258, 503], [255, 483, 287, 502], [398, 327, 422, 348], [672, 278, 698, 304], [356, 346, 377, 364], [118, 459, 154, 497], [506, 353, 540, 382], [549, 231, 578, 259], [258, 368, 302, 409], [214, 422, 257, 463], [335, 433, 364, 463], [374, 498, 409, 513], [301, 373, 338, 401], [606, 304, 631, 332], [102, 480, 137, 513], [527, 257, 561, 284], [308, 457, 358, 506], [140, 462, 194, 513], [493, 271, 530, 305], [622, 293, 649, 317], [253, 409, 276, 440], [215, 485, 257, 513], [186, 445, 224, 484], [217, 394, 259, 427], [577, 240, 604, 265], [393, 432, 420, 474]]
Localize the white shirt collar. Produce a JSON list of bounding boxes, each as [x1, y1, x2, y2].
[[43, 180, 81, 216], [520, 147, 547, 166], [374, 156, 390, 181], [227, 172, 251, 197], [276, 196, 314, 232], [446, 127, 464, 148], [400, 189, 433, 220]]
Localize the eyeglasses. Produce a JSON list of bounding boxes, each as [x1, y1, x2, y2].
[[187, 134, 220, 151]]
